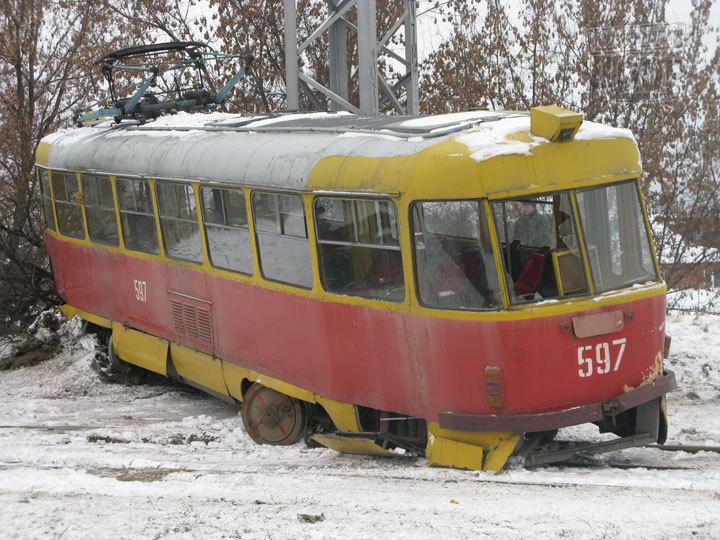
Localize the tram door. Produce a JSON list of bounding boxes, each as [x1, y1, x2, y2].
[[155, 181, 227, 395]]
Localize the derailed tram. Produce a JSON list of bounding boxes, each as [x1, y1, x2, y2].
[[36, 104, 676, 471]]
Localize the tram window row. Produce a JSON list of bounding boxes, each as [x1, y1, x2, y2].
[[37, 169, 412, 304], [37, 168, 659, 310]]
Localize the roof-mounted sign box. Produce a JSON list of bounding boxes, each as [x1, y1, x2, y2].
[[531, 105, 584, 142]]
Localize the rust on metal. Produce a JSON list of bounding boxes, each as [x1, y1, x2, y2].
[[609, 370, 677, 414], [664, 335, 672, 359], [440, 403, 603, 433]]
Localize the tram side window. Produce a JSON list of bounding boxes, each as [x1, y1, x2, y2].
[[156, 182, 203, 264], [37, 168, 55, 231], [492, 193, 588, 303], [251, 192, 312, 288], [200, 186, 253, 274], [576, 181, 657, 292], [51, 171, 84, 239], [116, 177, 159, 254], [81, 174, 118, 246], [412, 200, 501, 310], [315, 197, 404, 302]]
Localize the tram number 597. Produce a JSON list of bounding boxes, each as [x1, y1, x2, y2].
[[577, 338, 627, 378], [133, 279, 147, 302]]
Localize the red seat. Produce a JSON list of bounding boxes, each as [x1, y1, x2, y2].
[[514, 253, 545, 296]]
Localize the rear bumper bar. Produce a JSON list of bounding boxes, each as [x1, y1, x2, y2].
[[438, 370, 677, 433]]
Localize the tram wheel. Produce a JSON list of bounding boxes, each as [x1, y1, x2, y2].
[[91, 336, 145, 385], [241, 383, 307, 445]]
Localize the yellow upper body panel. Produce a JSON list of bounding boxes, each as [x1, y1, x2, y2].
[[307, 136, 640, 200]]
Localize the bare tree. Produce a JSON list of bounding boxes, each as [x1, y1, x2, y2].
[[0, 1, 127, 332]]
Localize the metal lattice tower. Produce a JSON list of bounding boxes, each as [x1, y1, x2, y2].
[[284, 0, 419, 115]]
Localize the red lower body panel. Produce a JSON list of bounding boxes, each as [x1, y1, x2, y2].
[[47, 236, 667, 424]]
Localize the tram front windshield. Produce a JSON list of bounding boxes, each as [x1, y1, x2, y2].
[[575, 181, 657, 292], [491, 181, 657, 304]]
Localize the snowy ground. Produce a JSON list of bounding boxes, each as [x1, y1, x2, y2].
[[0, 313, 719, 538]]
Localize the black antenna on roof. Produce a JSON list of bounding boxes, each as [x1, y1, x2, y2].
[[75, 41, 252, 126]]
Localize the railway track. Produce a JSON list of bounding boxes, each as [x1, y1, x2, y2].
[[0, 456, 710, 493], [2, 423, 719, 477], [646, 443, 720, 454], [550, 460, 699, 472], [2, 423, 720, 453], [523, 440, 720, 471]]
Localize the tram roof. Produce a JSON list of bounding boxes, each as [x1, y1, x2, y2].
[[37, 110, 641, 196]]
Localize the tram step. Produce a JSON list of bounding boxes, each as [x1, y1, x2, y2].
[[311, 433, 402, 457]]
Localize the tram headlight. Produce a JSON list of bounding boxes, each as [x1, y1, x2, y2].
[[530, 105, 584, 142]]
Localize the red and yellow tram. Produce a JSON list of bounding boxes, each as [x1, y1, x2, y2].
[[36, 106, 676, 470]]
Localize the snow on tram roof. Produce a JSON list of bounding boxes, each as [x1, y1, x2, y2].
[[39, 110, 637, 192]]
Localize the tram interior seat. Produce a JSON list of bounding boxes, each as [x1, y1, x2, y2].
[[421, 234, 494, 307], [513, 251, 546, 296], [502, 241, 560, 300]]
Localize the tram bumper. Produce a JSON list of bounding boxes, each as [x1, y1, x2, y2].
[[428, 370, 676, 471], [438, 370, 676, 433]]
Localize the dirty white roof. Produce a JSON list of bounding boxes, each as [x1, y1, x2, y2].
[[39, 110, 636, 191]]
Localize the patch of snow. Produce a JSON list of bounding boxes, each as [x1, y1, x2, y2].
[[664, 312, 720, 436], [338, 131, 405, 142], [40, 126, 110, 147], [668, 288, 719, 312], [108, 127, 205, 138], [397, 110, 509, 128], [574, 121, 636, 142], [456, 116, 546, 161], [144, 111, 244, 128], [457, 117, 638, 163], [244, 111, 351, 128]]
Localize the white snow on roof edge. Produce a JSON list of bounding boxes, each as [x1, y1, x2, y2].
[[456, 117, 637, 163], [397, 110, 510, 128], [456, 116, 544, 162], [574, 121, 636, 142]]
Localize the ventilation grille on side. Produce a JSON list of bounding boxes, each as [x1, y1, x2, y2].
[[169, 292, 214, 353]]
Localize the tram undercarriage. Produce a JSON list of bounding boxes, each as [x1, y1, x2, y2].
[[79, 305, 675, 472]]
